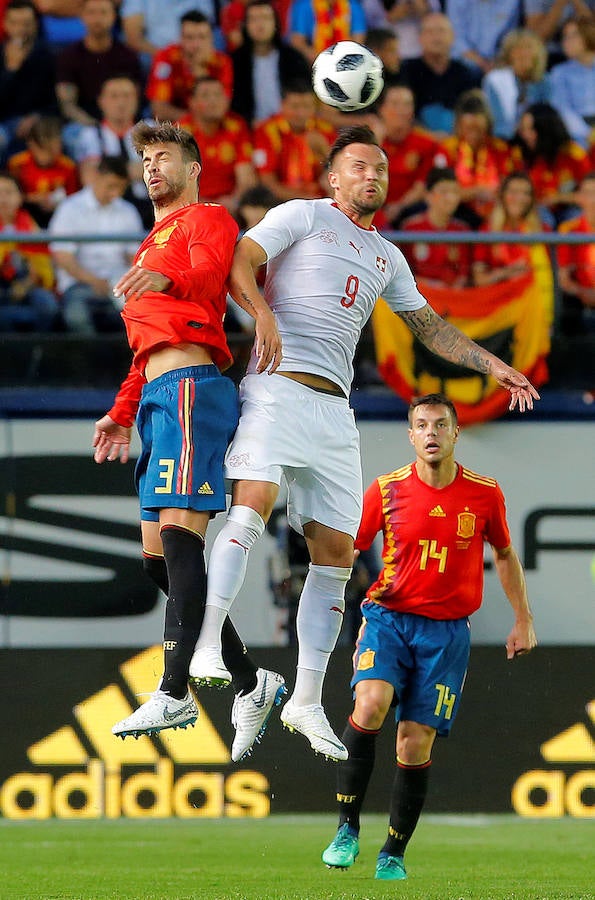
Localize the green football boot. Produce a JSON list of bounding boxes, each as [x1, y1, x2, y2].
[[322, 824, 360, 869]]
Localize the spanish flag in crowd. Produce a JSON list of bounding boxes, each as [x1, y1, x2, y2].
[[373, 254, 553, 426]]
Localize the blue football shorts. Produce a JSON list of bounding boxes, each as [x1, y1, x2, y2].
[[351, 600, 471, 736], [135, 365, 239, 522]]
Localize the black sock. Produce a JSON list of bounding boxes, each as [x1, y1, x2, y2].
[[381, 759, 431, 858], [336, 716, 380, 834], [143, 553, 169, 594], [142, 552, 257, 695], [160, 525, 206, 700], [222, 618, 257, 695]]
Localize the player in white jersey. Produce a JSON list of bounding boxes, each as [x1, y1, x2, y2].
[[190, 125, 539, 763]]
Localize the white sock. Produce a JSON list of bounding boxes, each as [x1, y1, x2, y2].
[[291, 563, 351, 707], [196, 505, 265, 653]]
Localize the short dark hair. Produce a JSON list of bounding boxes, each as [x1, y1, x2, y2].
[[97, 155, 129, 179], [281, 77, 313, 98], [425, 166, 457, 191], [365, 27, 398, 50], [327, 125, 383, 169], [27, 116, 63, 145], [131, 121, 201, 165], [180, 10, 210, 26], [408, 393, 458, 427]]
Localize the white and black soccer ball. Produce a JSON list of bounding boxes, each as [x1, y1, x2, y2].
[[312, 41, 384, 112]]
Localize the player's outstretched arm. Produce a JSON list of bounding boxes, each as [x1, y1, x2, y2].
[[399, 303, 540, 412], [491, 545, 537, 659], [229, 236, 282, 374], [93, 415, 132, 464]]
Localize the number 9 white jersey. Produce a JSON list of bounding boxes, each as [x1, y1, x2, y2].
[[244, 197, 427, 396]]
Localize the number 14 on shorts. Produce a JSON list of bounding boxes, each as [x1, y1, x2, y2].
[[434, 683, 456, 719]]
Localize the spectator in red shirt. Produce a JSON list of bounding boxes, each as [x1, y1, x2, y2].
[[377, 83, 441, 226], [514, 102, 591, 227], [178, 75, 257, 214], [252, 77, 335, 200], [558, 171, 595, 335], [437, 88, 523, 222], [401, 167, 471, 287], [0, 170, 59, 331], [221, 0, 250, 51], [146, 11, 233, 121], [8, 115, 79, 227], [472, 171, 551, 286]]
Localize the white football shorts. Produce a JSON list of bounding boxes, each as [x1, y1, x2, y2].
[[225, 373, 363, 538]]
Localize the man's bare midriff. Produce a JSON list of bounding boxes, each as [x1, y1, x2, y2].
[[145, 342, 214, 381], [277, 371, 344, 395]]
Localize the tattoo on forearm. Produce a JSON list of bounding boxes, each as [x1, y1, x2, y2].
[[239, 290, 257, 312], [399, 306, 492, 374]]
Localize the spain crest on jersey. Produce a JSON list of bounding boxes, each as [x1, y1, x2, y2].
[[153, 221, 178, 248], [457, 509, 476, 539], [357, 649, 376, 671]]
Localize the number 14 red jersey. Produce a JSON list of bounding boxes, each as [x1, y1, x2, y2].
[[355, 462, 511, 619]]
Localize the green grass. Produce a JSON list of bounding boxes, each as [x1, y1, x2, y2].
[[0, 814, 593, 900]]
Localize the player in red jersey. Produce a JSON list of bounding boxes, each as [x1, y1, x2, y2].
[[91, 121, 283, 742], [322, 393, 536, 881]]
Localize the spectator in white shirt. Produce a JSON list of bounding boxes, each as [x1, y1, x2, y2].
[[73, 74, 153, 227], [48, 155, 143, 334]]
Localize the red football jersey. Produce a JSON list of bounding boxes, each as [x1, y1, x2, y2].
[[146, 44, 233, 107], [382, 127, 441, 204], [178, 112, 253, 199], [8, 150, 79, 197], [355, 463, 511, 619], [525, 144, 590, 204], [557, 214, 595, 288], [253, 113, 335, 194], [401, 213, 472, 285], [109, 203, 238, 426]]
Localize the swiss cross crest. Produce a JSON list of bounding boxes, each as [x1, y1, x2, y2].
[[376, 256, 387, 272], [457, 509, 476, 539]]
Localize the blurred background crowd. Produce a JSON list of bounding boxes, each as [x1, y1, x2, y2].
[[0, 0, 593, 387]]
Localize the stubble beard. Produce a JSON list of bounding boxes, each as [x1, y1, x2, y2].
[[148, 174, 186, 209]]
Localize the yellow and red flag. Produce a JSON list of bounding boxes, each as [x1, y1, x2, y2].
[[373, 253, 553, 425]]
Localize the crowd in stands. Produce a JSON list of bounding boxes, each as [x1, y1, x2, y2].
[[0, 0, 593, 344]]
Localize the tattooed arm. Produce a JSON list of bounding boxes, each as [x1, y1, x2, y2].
[[228, 236, 282, 373], [399, 303, 540, 412]]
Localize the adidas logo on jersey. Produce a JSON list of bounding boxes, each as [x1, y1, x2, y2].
[[197, 482, 214, 495], [512, 698, 595, 818], [429, 505, 446, 517], [0, 646, 270, 820]]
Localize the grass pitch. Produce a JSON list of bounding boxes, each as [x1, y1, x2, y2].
[[0, 814, 592, 900]]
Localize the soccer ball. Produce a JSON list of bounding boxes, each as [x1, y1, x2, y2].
[[312, 41, 384, 112]]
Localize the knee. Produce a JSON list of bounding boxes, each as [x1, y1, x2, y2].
[[353, 692, 389, 731], [397, 722, 435, 765]]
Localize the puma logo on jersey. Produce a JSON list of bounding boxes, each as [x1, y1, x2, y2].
[[349, 241, 362, 255]]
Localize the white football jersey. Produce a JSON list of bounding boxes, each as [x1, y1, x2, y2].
[[244, 198, 427, 395]]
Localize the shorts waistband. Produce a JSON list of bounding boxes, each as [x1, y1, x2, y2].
[[269, 373, 348, 402], [303, 381, 347, 398], [146, 364, 220, 389]]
